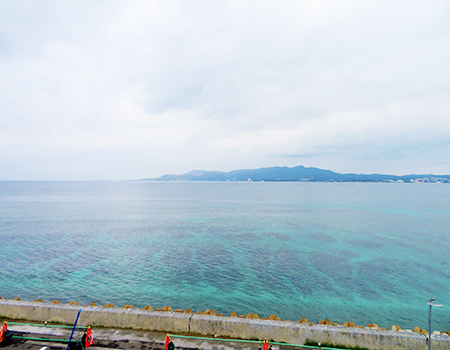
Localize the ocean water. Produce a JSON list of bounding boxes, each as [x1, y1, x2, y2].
[[0, 181, 449, 331]]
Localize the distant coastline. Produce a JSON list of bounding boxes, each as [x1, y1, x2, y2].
[[141, 165, 450, 183]]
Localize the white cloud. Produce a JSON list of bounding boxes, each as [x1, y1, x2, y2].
[[1, 0, 450, 179]]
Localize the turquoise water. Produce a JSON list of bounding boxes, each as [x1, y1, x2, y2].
[[0, 181, 449, 331]]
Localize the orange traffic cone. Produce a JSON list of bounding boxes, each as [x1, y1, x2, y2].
[[0, 321, 7, 343], [85, 326, 94, 348], [164, 334, 171, 350]]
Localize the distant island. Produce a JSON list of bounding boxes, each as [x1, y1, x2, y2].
[[141, 165, 450, 183]]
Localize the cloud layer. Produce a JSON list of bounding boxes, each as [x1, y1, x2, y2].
[[1, 0, 449, 180]]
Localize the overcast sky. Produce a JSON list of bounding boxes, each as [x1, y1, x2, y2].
[[1, 0, 449, 180]]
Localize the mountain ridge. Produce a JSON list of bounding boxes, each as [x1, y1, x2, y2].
[[141, 165, 450, 183]]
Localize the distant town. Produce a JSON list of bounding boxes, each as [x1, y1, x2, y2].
[[385, 177, 449, 183]]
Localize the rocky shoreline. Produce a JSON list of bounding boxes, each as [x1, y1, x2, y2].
[[1, 299, 450, 350]]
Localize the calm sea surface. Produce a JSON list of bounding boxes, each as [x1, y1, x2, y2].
[[0, 181, 449, 330]]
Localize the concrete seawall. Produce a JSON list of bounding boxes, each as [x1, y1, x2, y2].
[[1, 300, 449, 350]]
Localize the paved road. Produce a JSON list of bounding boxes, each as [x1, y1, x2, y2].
[[1, 324, 290, 350]]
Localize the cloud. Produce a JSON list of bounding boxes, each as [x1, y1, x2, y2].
[[1, 0, 450, 179]]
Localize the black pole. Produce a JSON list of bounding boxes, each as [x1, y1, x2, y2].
[[428, 303, 432, 350]]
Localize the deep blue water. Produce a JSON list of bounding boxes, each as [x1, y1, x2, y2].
[[0, 181, 449, 331]]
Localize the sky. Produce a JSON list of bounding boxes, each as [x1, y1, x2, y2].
[[1, 0, 450, 180]]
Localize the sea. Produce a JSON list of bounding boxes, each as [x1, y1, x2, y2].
[[0, 181, 449, 331]]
